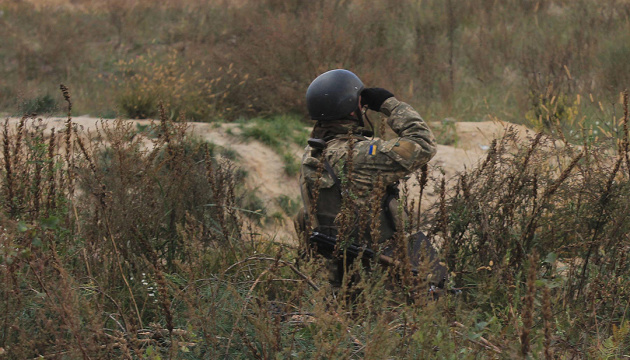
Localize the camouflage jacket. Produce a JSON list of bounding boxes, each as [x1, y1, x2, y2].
[[299, 97, 437, 245]]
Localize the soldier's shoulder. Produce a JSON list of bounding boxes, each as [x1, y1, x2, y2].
[[326, 138, 348, 150], [325, 138, 352, 158]]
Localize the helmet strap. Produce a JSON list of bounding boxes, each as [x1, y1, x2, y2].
[[355, 105, 365, 128], [352, 106, 375, 138], [363, 109, 375, 139]]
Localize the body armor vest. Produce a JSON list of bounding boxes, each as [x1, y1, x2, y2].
[[300, 138, 400, 246]]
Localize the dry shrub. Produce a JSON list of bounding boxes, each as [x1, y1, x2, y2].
[[212, 93, 630, 358], [2, 90, 630, 359], [114, 51, 251, 120], [0, 96, 503, 358], [3, 0, 630, 121], [422, 108, 630, 355], [0, 101, 250, 357], [222, 0, 449, 115]]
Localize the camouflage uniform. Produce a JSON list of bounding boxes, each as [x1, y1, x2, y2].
[[298, 97, 437, 248]]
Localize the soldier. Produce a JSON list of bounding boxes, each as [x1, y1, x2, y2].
[[296, 69, 445, 288]]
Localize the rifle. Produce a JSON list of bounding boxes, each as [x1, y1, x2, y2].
[[309, 231, 418, 276]]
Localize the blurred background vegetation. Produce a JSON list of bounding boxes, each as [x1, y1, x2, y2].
[[2, 0, 630, 125]]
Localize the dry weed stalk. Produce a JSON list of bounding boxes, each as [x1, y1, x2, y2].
[[32, 127, 43, 219], [61, 85, 74, 197], [414, 164, 429, 232], [437, 176, 449, 255], [451, 321, 502, 354], [335, 134, 356, 251], [622, 91, 630, 178], [520, 147, 584, 259], [521, 253, 538, 356], [542, 286, 553, 360], [12, 117, 25, 171], [46, 128, 57, 214], [2, 120, 14, 214], [75, 128, 108, 207], [369, 173, 384, 244]]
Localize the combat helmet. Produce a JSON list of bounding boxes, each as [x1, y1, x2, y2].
[[306, 69, 364, 121]]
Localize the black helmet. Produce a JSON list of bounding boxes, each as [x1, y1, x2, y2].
[[306, 69, 364, 121]]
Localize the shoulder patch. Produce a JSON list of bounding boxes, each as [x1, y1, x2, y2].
[[368, 144, 377, 155], [391, 140, 418, 161]]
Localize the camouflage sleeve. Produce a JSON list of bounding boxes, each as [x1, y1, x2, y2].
[[351, 97, 436, 186], [380, 97, 436, 158]]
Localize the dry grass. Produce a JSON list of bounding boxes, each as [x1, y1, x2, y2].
[[2, 0, 630, 357], [1, 88, 630, 358], [2, 0, 630, 124]]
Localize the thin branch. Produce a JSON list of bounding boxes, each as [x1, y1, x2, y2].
[[224, 255, 320, 291]]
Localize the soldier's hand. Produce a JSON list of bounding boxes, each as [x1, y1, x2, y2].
[[360, 88, 394, 111]]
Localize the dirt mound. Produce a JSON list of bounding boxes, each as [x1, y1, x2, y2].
[[416, 120, 537, 209], [5, 116, 531, 243]]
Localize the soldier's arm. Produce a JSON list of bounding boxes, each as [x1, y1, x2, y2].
[[379, 97, 437, 169], [349, 98, 436, 186]]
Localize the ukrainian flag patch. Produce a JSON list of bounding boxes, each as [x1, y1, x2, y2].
[[368, 144, 377, 155]]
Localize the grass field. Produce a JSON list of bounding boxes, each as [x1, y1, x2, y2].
[[2, 0, 630, 358], [1, 96, 629, 358], [2, 0, 630, 126]]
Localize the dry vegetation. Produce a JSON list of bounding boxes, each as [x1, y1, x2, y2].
[[0, 88, 629, 358], [2, 0, 630, 126], [2, 0, 630, 358]]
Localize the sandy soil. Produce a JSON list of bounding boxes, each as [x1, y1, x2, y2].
[[4, 116, 533, 244]]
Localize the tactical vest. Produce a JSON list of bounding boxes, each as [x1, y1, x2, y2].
[[299, 138, 400, 247]]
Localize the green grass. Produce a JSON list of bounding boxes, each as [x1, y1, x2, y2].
[[276, 194, 300, 216], [239, 115, 308, 176], [17, 94, 58, 116], [239, 115, 309, 151]]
